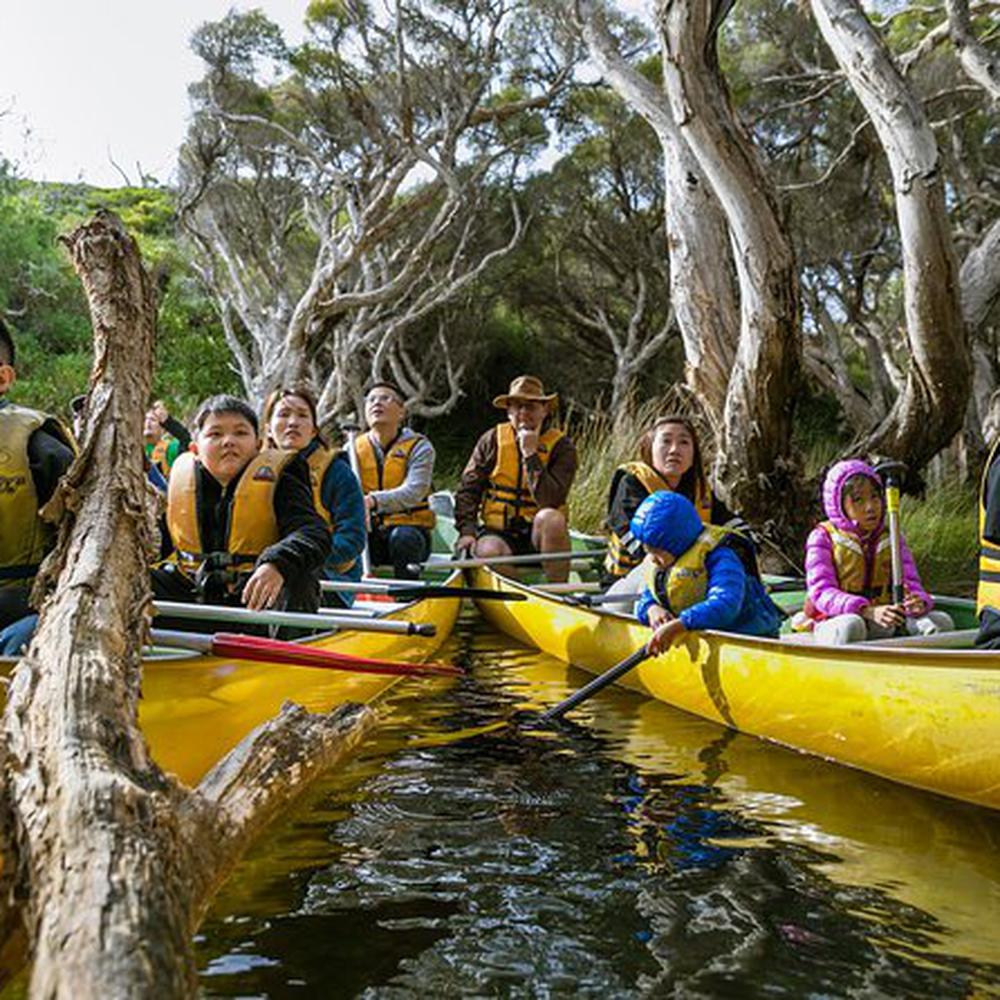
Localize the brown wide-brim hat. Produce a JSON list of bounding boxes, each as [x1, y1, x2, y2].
[[492, 375, 558, 409]]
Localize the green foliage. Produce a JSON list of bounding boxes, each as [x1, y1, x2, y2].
[[0, 166, 236, 422], [901, 482, 979, 597]]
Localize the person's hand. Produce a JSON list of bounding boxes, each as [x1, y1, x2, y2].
[[647, 604, 672, 629], [242, 563, 285, 611], [363, 494, 377, 530], [517, 427, 538, 458], [903, 592, 927, 617], [648, 616, 687, 655], [456, 534, 476, 555], [865, 602, 904, 628]]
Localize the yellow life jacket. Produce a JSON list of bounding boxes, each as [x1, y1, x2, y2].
[[0, 404, 74, 588], [305, 444, 357, 574], [604, 462, 713, 579], [354, 432, 435, 530], [166, 448, 295, 586], [482, 422, 566, 531], [147, 434, 178, 478], [977, 437, 1000, 614], [643, 525, 726, 614], [820, 520, 892, 602]]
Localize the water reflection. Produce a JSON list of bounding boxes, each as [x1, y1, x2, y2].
[[196, 612, 1000, 997]]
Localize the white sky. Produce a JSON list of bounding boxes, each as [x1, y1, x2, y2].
[[0, 1, 307, 187], [0, 1, 651, 189]]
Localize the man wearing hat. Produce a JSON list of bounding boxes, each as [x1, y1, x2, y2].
[[353, 379, 436, 579], [454, 375, 577, 582]]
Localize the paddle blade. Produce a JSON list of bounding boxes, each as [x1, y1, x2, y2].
[[209, 633, 461, 677]]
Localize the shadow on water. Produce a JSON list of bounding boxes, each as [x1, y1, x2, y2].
[[196, 610, 1000, 997]]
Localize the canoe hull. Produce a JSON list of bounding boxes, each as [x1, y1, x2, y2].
[[469, 566, 1000, 811], [2, 571, 462, 786]]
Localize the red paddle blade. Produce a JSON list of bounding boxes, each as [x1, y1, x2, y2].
[[210, 633, 460, 677]]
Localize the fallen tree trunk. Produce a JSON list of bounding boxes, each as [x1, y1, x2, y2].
[[0, 211, 374, 997]]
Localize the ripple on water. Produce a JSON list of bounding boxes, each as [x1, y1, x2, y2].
[[197, 613, 1000, 998]]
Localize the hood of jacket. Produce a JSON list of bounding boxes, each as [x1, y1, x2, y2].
[[822, 458, 884, 534], [630, 489, 704, 556]]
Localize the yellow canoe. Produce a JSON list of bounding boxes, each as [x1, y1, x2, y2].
[[469, 565, 1000, 811], [0, 571, 462, 786]]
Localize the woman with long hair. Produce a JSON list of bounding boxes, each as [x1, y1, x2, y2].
[[263, 385, 366, 608], [603, 414, 752, 588]]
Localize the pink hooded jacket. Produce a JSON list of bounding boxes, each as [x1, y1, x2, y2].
[[804, 459, 932, 620]]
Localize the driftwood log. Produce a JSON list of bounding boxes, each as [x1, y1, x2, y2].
[[0, 211, 373, 997]]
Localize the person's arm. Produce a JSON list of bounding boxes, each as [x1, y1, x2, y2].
[[804, 526, 868, 618], [258, 456, 330, 579], [26, 426, 74, 508], [524, 434, 577, 509], [161, 414, 191, 453], [899, 536, 933, 613], [607, 473, 649, 559], [370, 436, 435, 513], [678, 547, 746, 631], [454, 430, 495, 537], [983, 449, 1000, 543], [635, 585, 658, 626], [322, 455, 367, 568]]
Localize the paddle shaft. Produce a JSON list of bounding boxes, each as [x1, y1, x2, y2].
[[536, 645, 652, 724], [413, 547, 607, 572], [152, 600, 436, 636], [149, 629, 459, 675], [319, 580, 525, 601]]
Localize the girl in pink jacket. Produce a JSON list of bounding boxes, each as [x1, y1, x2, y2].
[[802, 459, 952, 644]]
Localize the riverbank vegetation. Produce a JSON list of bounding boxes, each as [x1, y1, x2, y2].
[[1, 0, 996, 564]]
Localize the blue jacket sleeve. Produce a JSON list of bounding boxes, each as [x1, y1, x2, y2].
[[635, 586, 657, 626], [678, 547, 746, 631], [321, 455, 367, 569]]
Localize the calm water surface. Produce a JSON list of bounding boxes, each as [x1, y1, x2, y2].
[[197, 611, 1000, 997]]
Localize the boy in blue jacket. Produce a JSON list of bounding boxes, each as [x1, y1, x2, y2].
[[632, 491, 782, 654]]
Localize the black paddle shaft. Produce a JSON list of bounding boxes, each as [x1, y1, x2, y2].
[[536, 645, 652, 725]]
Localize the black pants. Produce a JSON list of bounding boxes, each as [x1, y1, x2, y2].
[[368, 526, 432, 580]]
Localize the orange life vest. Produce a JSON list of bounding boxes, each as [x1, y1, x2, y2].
[[354, 432, 435, 529], [304, 444, 357, 573], [820, 520, 892, 603], [481, 422, 566, 531], [166, 449, 295, 587], [604, 462, 712, 579]]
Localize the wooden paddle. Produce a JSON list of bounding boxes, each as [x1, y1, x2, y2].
[[152, 600, 436, 636], [149, 628, 460, 676], [319, 580, 526, 601], [534, 644, 653, 725]]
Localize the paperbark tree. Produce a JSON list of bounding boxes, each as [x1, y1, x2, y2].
[[574, 1, 739, 426], [810, 0, 970, 467], [655, 0, 802, 524], [0, 212, 373, 997], [180, 2, 573, 418]]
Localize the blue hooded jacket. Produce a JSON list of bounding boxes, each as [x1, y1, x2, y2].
[[630, 491, 781, 638]]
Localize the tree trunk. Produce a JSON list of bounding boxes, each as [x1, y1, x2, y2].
[[576, 3, 739, 427], [811, 0, 970, 467], [656, 0, 802, 528], [1, 212, 375, 997]]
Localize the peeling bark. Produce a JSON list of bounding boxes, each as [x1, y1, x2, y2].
[[656, 0, 802, 527], [811, 0, 970, 466], [0, 213, 375, 998], [575, 2, 739, 425]]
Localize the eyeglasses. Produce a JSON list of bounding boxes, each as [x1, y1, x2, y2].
[[366, 392, 401, 405]]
